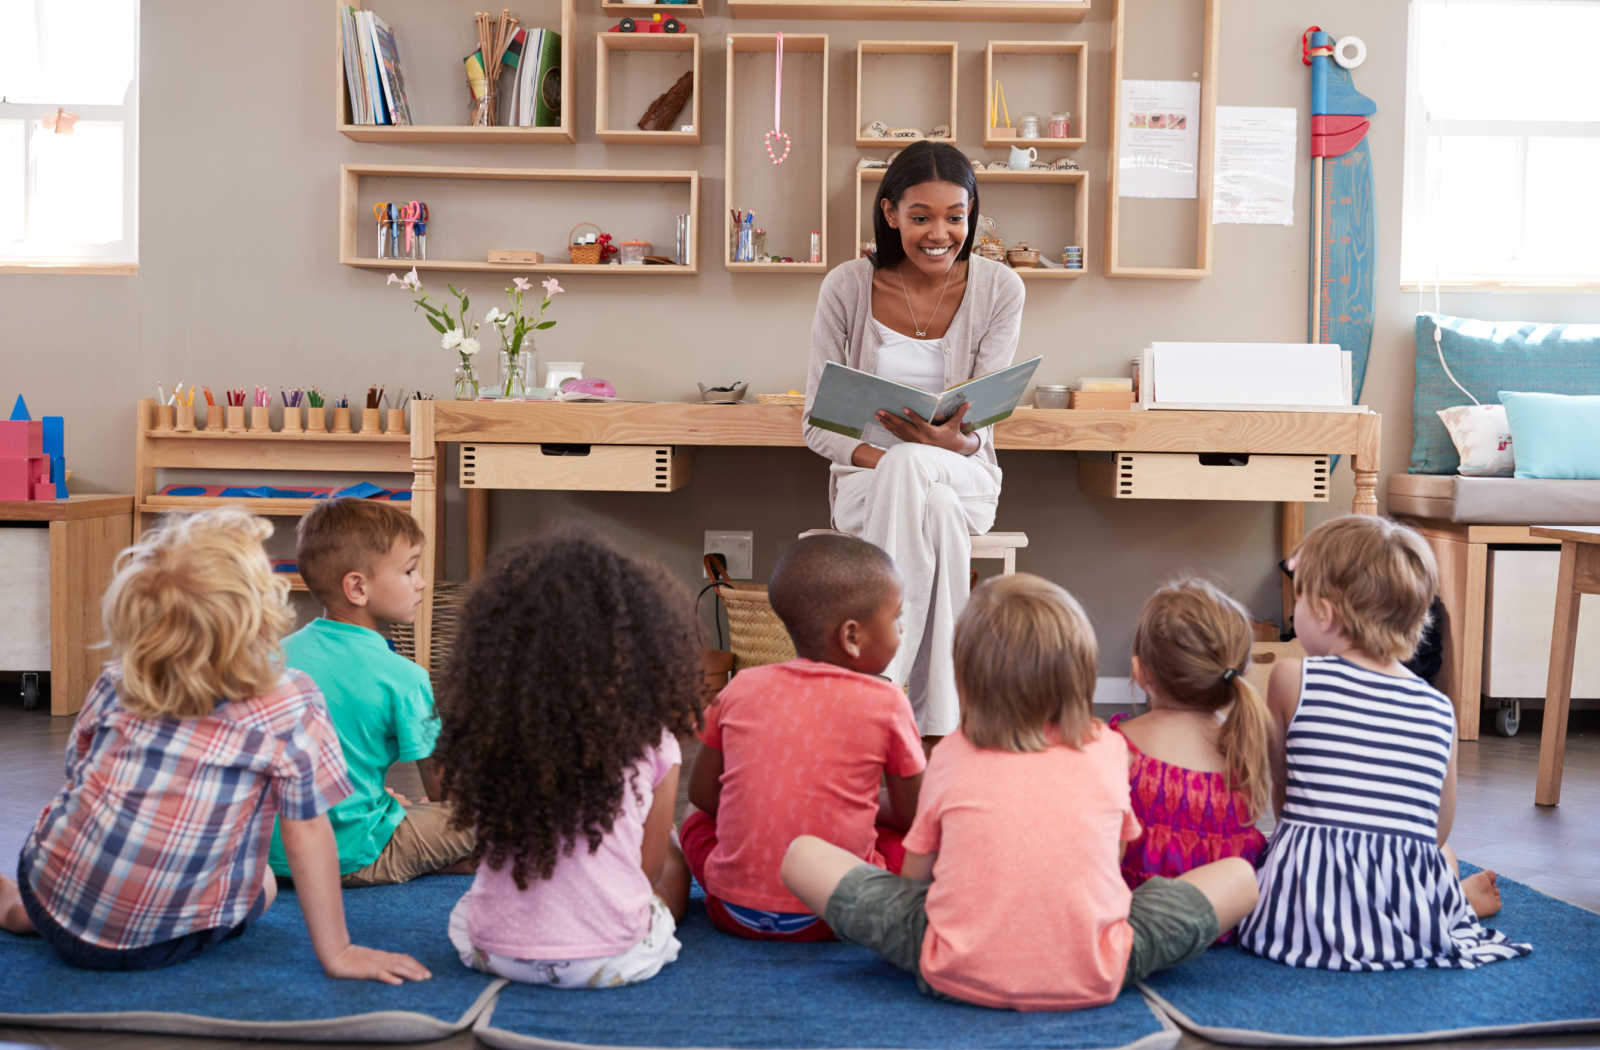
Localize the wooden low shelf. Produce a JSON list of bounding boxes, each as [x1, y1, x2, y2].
[[855, 41, 958, 148], [335, 0, 577, 144], [727, 0, 1090, 21], [596, 32, 702, 145], [984, 40, 1087, 148]]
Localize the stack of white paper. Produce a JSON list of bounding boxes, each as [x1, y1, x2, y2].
[[1141, 342, 1355, 411]]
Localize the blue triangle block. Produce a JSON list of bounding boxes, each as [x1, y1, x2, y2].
[[9, 395, 30, 421]]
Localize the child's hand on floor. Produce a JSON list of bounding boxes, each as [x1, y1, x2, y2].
[[324, 943, 432, 984], [385, 787, 412, 807]]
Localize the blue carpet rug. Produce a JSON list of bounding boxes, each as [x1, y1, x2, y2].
[[474, 895, 1177, 1050], [1139, 867, 1600, 1045], [0, 874, 499, 1041]]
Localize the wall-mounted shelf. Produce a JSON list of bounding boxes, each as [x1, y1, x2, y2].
[[596, 32, 701, 144], [340, 164, 700, 274], [855, 41, 957, 148], [601, 0, 704, 13], [855, 166, 1088, 277], [728, 0, 1089, 22], [725, 34, 829, 273], [984, 41, 1086, 148], [335, 0, 577, 144]]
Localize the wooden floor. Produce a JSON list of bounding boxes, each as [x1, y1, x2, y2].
[[1, 698, 1596, 1050]]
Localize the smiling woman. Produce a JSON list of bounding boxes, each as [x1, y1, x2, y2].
[[803, 141, 1026, 740]]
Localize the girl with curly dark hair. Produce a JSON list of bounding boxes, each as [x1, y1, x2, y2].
[[439, 531, 703, 988]]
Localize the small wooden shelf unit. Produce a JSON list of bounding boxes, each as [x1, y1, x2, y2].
[[596, 32, 702, 145], [727, 0, 1089, 21], [984, 41, 1087, 148], [601, 0, 704, 13], [335, 0, 578, 144], [856, 166, 1089, 278], [855, 41, 958, 148], [339, 164, 700, 274]]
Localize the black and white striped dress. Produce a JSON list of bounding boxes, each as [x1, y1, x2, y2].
[[1237, 656, 1531, 970]]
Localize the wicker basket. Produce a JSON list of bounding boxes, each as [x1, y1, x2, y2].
[[569, 221, 604, 265], [388, 581, 468, 692], [719, 583, 798, 671]]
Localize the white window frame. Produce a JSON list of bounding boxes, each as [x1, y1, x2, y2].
[[1400, 0, 1600, 291], [0, 5, 140, 275]]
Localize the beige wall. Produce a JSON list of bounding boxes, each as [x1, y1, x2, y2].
[[3, 0, 1595, 672]]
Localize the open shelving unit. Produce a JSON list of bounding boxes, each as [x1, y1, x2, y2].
[[340, 164, 700, 274], [335, 0, 577, 144], [725, 34, 830, 274], [855, 166, 1089, 278], [984, 41, 1087, 148], [855, 41, 958, 147], [601, 0, 704, 14], [596, 31, 701, 144], [728, 0, 1089, 21]]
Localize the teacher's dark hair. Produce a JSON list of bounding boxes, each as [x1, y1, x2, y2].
[[872, 141, 978, 270]]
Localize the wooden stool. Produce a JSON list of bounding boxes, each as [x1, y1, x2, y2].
[[798, 529, 1028, 575], [1530, 525, 1600, 807]]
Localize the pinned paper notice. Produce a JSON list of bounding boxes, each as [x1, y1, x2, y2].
[[1213, 106, 1297, 225], [1117, 80, 1200, 199]]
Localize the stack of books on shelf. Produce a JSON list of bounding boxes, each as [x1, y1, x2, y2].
[[341, 6, 414, 125], [500, 27, 563, 127]]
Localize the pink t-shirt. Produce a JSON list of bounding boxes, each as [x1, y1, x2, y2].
[[904, 725, 1141, 1011], [460, 729, 680, 960], [701, 659, 926, 912]]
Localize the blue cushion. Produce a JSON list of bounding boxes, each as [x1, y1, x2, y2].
[[1411, 313, 1600, 474], [1499, 391, 1600, 479]]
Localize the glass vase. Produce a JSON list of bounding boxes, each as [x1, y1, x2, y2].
[[452, 359, 479, 400], [499, 343, 533, 399]]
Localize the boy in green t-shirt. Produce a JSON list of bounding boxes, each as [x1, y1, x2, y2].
[[268, 498, 474, 886]]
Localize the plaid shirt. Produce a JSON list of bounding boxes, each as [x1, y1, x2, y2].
[[19, 669, 351, 950]]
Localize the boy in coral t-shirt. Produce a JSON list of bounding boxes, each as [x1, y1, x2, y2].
[[681, 534, 925, 941]]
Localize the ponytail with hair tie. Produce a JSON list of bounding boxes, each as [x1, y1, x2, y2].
[[1221, 667, 1239, 684]]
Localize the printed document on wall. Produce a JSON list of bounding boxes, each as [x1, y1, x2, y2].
[[1213, 107, 1296, 224], [1117, 80, 1200, 199]]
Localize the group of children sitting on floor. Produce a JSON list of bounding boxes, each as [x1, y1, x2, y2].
[[0, 499, 1530, 1008]]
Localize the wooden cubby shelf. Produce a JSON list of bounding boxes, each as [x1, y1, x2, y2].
[[601, 0, 704, 14], [340, 164, 701, 274], [728, 0, 1089, 21], [855, 166, 1089, 278], [596, 32, 702, 145], [335, 0, 577, 144], [855, 41, 958, 148], [725, 34, 830, 274], [984, 41, 1087, 148]]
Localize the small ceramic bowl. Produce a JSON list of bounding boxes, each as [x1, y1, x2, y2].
[[698, 381, 749, 404]]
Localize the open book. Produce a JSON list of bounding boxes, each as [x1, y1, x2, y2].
[[807, 356, 1042, 446]]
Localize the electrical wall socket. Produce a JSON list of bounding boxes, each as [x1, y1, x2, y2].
[[704, 530, 754, 579]]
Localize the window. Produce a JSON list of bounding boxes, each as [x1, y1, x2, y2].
[[0, 0, 139, 271], [1401, 0, 1600, 287]]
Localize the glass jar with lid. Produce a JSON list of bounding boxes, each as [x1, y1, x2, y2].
[[1018, 113, 1041, 139], [1047, 111, 1071, 139]]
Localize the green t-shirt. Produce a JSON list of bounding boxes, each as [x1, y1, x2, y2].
[[267, 618, 438, 876]]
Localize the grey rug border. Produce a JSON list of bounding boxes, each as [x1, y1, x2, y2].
[[1138, 982, 1600, 1047], [0, 978, 505, 1044], [470, 988, 1179, 1050]]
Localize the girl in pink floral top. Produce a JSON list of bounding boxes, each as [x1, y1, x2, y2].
[[1112, 580, 1271, 929]]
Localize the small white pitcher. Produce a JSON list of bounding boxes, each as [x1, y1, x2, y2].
[[1007, 145, 1039, 170]]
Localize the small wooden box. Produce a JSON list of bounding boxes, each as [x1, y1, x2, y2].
[[1070, 390, 1135, 410], [460, 443, 691, 492], [487, 250, 545, 264], [1078, 452, 1330, 502]]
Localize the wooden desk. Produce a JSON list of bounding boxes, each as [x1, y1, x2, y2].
[[0, 495, 134, 716], [407, 402, 1380, 671], [1530, 525, 1600, 806]]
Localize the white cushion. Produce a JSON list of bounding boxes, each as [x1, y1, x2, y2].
[[1435, 404, 1514, 477]]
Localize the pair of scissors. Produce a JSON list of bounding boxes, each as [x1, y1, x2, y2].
[[399, 200, 427, 259], [414, 201, 428, 259], [372, 201, 392, 258]]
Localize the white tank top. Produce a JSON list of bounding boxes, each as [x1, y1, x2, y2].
[[862, 319, 946, 448]]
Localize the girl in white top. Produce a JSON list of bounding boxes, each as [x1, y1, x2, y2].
[[805, 141, 1026, 739]]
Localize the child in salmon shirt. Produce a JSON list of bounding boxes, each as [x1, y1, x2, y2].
[[782, 573, 1259, 1011], [681, 534, 925, 941]]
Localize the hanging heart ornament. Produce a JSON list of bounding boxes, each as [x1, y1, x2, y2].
[[764, 129, 791, 165]]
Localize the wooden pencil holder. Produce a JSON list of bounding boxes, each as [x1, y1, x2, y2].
[[306, 405, 327, 433], [225, 406, 246, 433], [174, 403, 195, 432], [385, 408, 407, 434], [153, 404, 175, 431], [331, 405, 353, 434], [249, 405, 271, 432], [280, 405, 303, 433], [360, 407, 381, 434], [205, 404, 226, 432]]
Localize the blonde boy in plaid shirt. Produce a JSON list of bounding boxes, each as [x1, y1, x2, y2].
[[0, 509, 429, 982]]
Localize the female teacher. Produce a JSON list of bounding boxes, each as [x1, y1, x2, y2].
[[803, 142, 1025, 739]]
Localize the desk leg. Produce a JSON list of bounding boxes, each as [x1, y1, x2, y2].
[[1280, 502, 1303, 630], [467, 488, 489, 579], [1352, 412, 1380, 515], [410, 406, 438, 675], [1536, 541, 1589, 806], [49, 513, 131, 717]]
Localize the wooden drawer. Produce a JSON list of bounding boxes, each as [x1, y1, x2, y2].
[[1079, 452, 1329, 502], [460, 443, 691, 492]]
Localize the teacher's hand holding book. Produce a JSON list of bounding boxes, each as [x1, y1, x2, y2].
[[873, 402, 980, 456]]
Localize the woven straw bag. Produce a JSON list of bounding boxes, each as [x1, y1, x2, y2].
[[389, 580, 467, 691], [703, 555, 795, 672], [568, 221, 604, 265]]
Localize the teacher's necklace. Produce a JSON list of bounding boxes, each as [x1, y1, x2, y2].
[[898, 262, 957, 339]]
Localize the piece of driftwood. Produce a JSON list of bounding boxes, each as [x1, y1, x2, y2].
[[638, 71, 694, 132]]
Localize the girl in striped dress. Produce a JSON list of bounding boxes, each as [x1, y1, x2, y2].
[[1238, 515, 1530, 970]]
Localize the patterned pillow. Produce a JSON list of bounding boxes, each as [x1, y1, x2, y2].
[[1435, 404, 1514, 477]]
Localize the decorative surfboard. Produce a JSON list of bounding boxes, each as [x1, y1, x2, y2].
[[1304, 27, 1376, 404]]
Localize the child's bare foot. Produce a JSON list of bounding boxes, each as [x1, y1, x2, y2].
[[1, 875, 37, 935], [1462, 870, 1501, 919]]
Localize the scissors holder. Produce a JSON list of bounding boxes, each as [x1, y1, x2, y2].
[[331, 405, 354, 434], [174, 404, 195, 432], [385, 408, 407, 434], [154, 404, 175, 431], [361, 407, 382, 434], [281, 405, 303, 434]]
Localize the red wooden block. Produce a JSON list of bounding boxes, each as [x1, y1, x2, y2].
[[0, 456, 30, 500], [0, 420, 43, 458]]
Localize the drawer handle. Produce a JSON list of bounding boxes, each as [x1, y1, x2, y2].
[[1197, 453, 1250, 467], [540, 444, 592, 457]]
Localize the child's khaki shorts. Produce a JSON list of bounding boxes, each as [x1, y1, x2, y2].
[[342, 801, 476, 887]]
